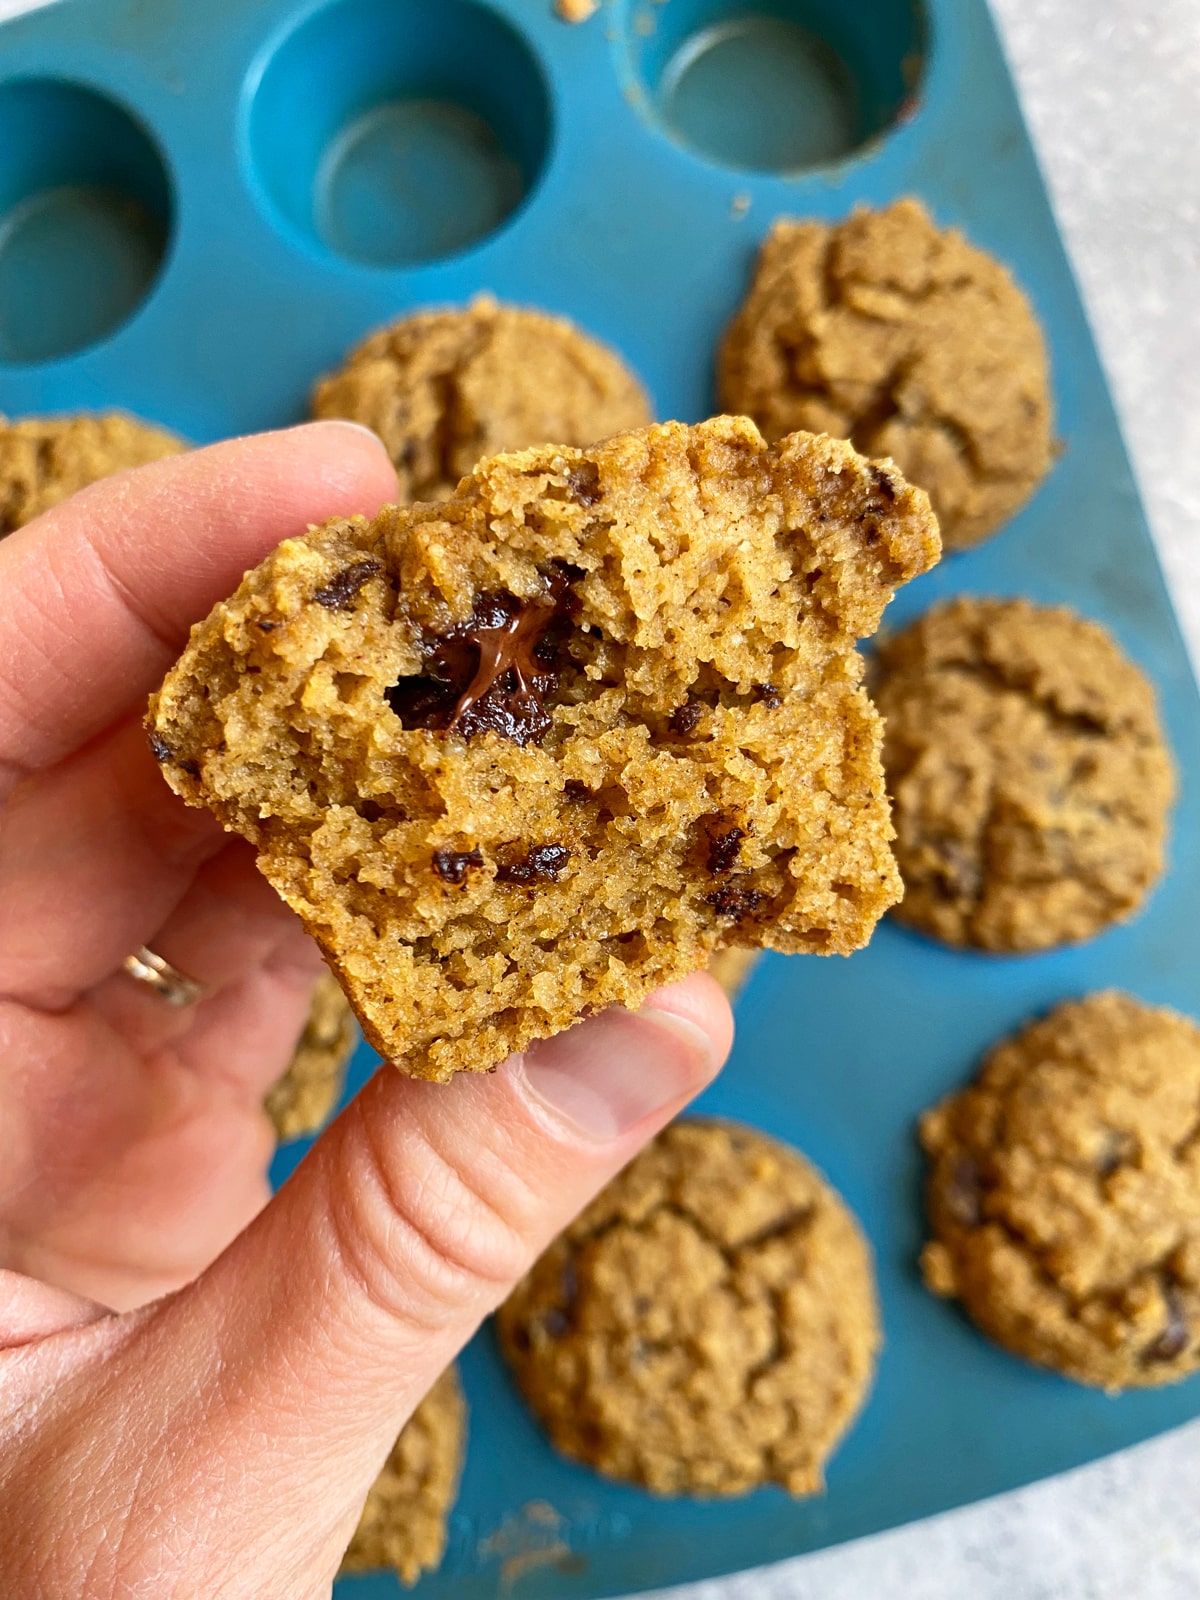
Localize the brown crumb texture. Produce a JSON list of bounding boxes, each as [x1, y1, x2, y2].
[[148, 417, 939, 1081], [876, 596, 1174, 952], [496, 1119, 881, 1496], [0, 411, 184, 536], [263, 972, 359, 1141], [718, 198, 1053, 550], [920, 992, 1200, 1391], [311, 295, 651, 504], [340, 1366, 466, 1584]]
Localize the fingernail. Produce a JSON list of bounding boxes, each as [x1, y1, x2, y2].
[[516, 1003, 718, 1142], [311, 419, 391, 454]]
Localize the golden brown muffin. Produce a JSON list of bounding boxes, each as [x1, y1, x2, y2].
[[148, 417, 939, 1081], [311, 295, 652, 504], [496, 1119, 881, 1496], [718, 199, 1053, 549], [340, 1366, 466, 1585], [0, 410, 184, 536], [921, 993, 1200, 1391], [876, 596, 1174, 951], [263, 972, 359, 1141]]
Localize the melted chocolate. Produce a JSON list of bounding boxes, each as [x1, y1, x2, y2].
[[432, 847, 484, 885], [945, 1154, 984, 1228], [705, 881, 765, 921], [567, 461, 602, 506], [149, 731, 172, 763], [753, 683, 782, 709], [386, 566, 580, 747], [496, 843, 571, 886], [1144, 1279, 1190, 1364], [707, 825, 745, 876], [313, 558, 382, 610], [669, 701, 704, 736]]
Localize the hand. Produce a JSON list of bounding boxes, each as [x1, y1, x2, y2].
[[0, 426, 732, 1598]]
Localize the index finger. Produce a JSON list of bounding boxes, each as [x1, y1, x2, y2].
[[0, 421, 397, 797]]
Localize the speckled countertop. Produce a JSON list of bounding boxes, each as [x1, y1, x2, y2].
[[656, 3, 1200, 1597]]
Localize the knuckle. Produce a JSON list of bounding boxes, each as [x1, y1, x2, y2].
[[325, 1109, 535, 1331]]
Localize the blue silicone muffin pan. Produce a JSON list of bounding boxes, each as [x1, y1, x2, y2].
[[3, 0, 1199, 1594]]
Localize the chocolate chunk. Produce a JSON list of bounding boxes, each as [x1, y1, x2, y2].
[[1096, 1128, 1136, 1179], [149, 731, 172, 763], [540, 1258, 579, 1339], [564, 780, 591, 804], [705, 881, 765, 920], [432, 847, 484, 885], [707, 825, 745, 876], [313, 558, 382, 610], [497, 843, 572, 886], [255, 618, 277, 633], [567, 461, 602, 506], [869, 463, 898, 504], [179, 757, 201, 778], [945, 1154, 984, 1227], [1144, 1279, 1190, 1364], [385, 566, 579, 747], [753, 683, 782, 709], [669, 701, 704, 736]]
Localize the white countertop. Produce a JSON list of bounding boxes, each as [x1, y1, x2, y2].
[[655, 2, 1200, 1597]]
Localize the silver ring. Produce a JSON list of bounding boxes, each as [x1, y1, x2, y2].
[[122, 946, 208, 1007]]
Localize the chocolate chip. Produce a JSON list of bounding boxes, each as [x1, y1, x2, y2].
[[705, 881, 765, 920], [1096, 1129, 1136, 1179], [312, 558, 382, 610], [753, 683, 782, 709], [707, 825, 745, 876], [945, 1154, 984, 1227], [669, 701, 704, 736], [255, 618, 277, 633], [149, 731, 172, 763], [869, 463, 898, 504], [385, 566, 579, 748], [497, 843, 571, 886], [566, 461, 602, 506], [1144, 1279, 1190, 1364], [564, 780, 591, 804], [432, 847, 484, 885]]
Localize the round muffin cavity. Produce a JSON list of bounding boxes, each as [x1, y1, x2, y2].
[[311, 294, 652, 504], [875, 595, 1174, 952], [718, 198, 1054, 550], [0, 410, 184, 536], [496, 1118, 881, 1497], [921, 992, 1200, 1391], [340, 1365, 466, 1584]]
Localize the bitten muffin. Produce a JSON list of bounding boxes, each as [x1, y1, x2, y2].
[[340, 1366, 466, 1585], [264, 972, 359, 1141], [718, 198, 1053, 550], [496, 1119, 881, 1496], [148, 417, 939, 1081], [921, 993, 1200, 1390], [311, 295, 652, 504], [0, 411, 183, 536], [875, 596, 1174, 951]]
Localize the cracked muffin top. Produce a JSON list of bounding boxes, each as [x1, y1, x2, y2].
[[0, 410, 183, 536], [496, 1118, 880, 1496], [311, 295, 652, 504], [875, 595, 1174, 952], [148, 416, 938, 1080], [921, 992, 1200, 1391], [718, 198, 1053, 550]]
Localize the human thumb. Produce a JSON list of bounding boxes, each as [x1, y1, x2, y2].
[[12, 974, 729, 1599]]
